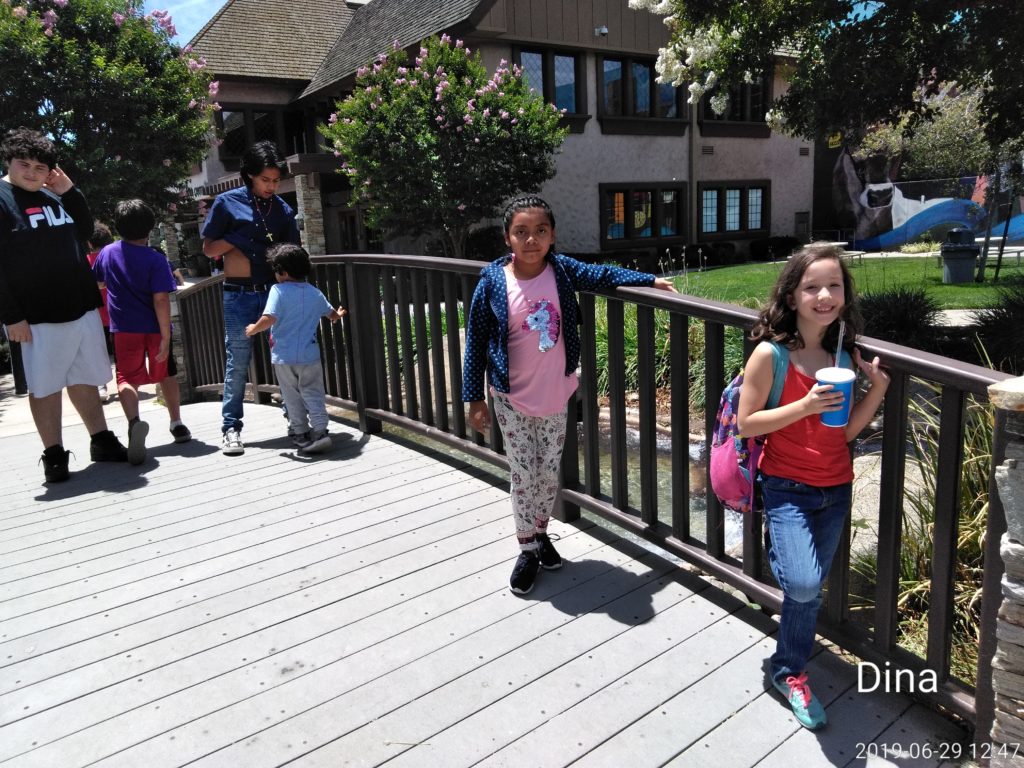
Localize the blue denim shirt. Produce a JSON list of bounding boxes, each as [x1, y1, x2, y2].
[[461, 253, 656, 402]]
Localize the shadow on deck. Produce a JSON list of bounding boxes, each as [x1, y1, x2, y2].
[[0, 394, 967, 767]]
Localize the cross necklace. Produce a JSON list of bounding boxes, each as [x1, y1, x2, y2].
[[252, 193, 275, 242]]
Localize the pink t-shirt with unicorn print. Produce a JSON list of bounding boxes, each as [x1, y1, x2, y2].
[[503, 262, 579, 417]]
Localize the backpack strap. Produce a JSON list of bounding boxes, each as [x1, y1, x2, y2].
[[767, 342, 789, 410]]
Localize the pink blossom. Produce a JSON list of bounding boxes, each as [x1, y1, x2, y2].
[[392, 39, 400, 50], [207, 81, 219, 96], [163, 158, 172, 166], [44, 28, 54, 37], [500, 110, 509, 120], [357, 66, 369, 77], [328, 113, 338, 124], [440, 33, 451, 44], [112, 11, 124, 25], [408, 79, 418, 86], [182, 44, 193, 54], [397, 67, 408, 75], [458, 203, 466, 210], [54, 0, 68, 6], [511, 118, 518, 124], [333, 150, 342, 157], [474, 138, 480, 144], [188, 99, 198, 108], [114, 155, 121, 161], [463, 115, 473, 124], [482, 108, 490, 118], [435, 115, 444, 123], [168, 203, 177, 212], [419, 47, 428, 58], [13, 6, 28, 19], [455, 40, 464, 49]]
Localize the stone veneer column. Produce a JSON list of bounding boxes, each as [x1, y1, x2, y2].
[[989, 376, 1024, 766], [158, 220, 190, 403], [295, 173, 326, 255]]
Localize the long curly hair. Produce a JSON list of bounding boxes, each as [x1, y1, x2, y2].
[[749, 243, 863, 353]]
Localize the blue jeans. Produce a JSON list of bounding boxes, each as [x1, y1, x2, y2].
[[761, 473, 851, 684], [222, 289, 268, 434]]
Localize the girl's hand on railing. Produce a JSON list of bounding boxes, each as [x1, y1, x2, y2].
[[652, 277, 678, 293], [329, 306, 348, 322], [468, 400, 490, 433], [854, 347, 890, 392]]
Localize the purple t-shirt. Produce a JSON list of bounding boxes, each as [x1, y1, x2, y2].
[[92, 241, 177, 333]]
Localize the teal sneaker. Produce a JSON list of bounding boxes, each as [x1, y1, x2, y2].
[[773, 672, 827, 730]]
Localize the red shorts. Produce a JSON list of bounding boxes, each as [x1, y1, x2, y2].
[[114, 332, 177, 386]]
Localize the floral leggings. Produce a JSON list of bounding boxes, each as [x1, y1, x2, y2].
[[492, 392, 567, 551]]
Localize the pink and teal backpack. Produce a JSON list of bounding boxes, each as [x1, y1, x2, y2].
[[710, 342, 851, 512]]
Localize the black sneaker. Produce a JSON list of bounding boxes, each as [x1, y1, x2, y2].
[[536, 532, 562, 570], [127, 418, 149, 465], [40, 448, 71, 483], [90, 430, 129, 462], [509, 550, 540, 595]]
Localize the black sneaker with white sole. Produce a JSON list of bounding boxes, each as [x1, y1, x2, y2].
[[536, 532, 562, 570], [509, 550, 540, 595]]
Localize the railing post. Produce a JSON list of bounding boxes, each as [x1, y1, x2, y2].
[[346, 261, 382, 434], [983, 376, 1023, 763]]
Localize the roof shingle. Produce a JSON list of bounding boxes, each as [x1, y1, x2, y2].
[[190, 0, 355, 82], [300, 0, 490, 99]]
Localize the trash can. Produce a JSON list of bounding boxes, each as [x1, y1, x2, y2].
[[940, 228, 980, 284]]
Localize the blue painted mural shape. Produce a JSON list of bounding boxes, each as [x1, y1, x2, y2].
[[854, 197, 988, 250]]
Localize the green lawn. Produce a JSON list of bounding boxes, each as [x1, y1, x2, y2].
[[668, 255, 1024, 310]]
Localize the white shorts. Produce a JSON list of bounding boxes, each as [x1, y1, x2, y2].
[[19, 310, 113, 398]]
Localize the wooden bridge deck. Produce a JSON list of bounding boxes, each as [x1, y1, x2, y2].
[[0, 379, 968, 767]]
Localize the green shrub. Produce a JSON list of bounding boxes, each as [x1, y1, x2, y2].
[[899, 239, 940, 254], [973, 278, 1024, 375], [859, 287, 940, 350]]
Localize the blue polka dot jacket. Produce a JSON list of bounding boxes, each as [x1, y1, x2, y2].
[[461, 252, 657, 402]]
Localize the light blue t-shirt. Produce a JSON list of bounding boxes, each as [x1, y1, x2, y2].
[[263, 281, 333, 365]]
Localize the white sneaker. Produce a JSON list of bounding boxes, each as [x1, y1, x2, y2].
[[98, 385, 109, 402], [221, 429, 244, 455]]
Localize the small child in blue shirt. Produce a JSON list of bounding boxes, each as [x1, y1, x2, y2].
[[244, 244, 346, 453]]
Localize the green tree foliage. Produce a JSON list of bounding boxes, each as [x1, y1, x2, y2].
[[855, 89, 993, 182], [629, 0, 1024, 149], [319, 35, 567, 259], [0, 0, 217, 220]]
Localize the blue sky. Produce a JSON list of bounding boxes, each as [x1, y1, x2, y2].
[[144, 0, 226, 44]]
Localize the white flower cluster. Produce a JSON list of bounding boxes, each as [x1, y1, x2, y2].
[[627, 0, 675, 13], [765, 108, 787, 131]]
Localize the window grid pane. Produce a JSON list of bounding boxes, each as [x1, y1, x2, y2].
[[657, 82, 677, 118], [554, 54, 576, 113], [632, 62, 651, 117], [633, 190, 653, 238], [748, 188, 764, 230], [522, 51, 544, 98], [252, 111, 276, 144], [606, 191, 626, 239], [702, 190, 718, 233], [660, 190, 678, 235], [603, 59, 623, 115], [725, 189, 741, 231], [221, 110, 247, 156]]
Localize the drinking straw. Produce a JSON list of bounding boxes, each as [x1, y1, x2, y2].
[[835, 319, 845, 364]]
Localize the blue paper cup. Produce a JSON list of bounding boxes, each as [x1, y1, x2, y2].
[[816, 366, 856, 428]]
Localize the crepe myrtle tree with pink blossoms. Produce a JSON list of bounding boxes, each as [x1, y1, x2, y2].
[[0, 0, 218, 220], [320, 35, 567, 260]]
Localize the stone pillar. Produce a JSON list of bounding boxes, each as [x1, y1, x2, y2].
[[160, 221, 181, 265], [295, 172, 326, 255], [989, 376, 1024, 766]]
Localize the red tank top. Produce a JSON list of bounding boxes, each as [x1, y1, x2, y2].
[[759, 365, 854, 486]]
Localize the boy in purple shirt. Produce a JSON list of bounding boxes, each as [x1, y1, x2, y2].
[[93, 200, 190, 465]]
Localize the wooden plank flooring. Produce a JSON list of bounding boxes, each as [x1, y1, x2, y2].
[[0, 383, 971, 767]]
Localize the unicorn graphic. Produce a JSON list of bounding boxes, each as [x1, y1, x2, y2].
[[523, 299, 560, 352]]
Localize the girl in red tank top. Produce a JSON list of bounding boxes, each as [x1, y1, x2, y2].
[[736, 244, 889, 730]]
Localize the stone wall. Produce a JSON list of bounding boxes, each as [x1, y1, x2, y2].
[[989, 377, 1024, 766], [295, 173, 326, 255]]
